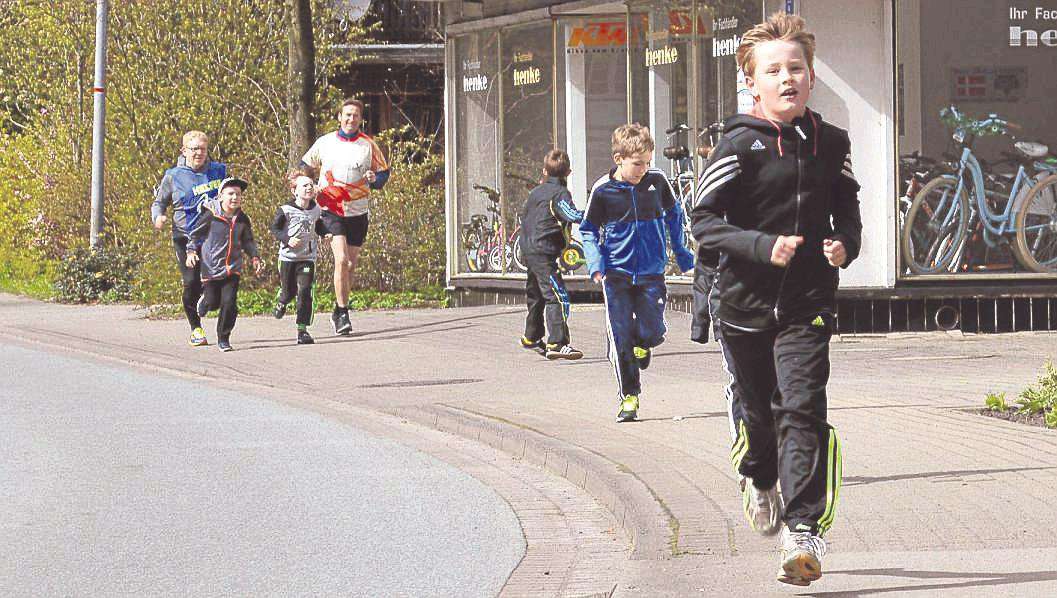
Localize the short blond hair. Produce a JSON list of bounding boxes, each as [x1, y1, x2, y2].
[[611, 123, 654, 158], [182, 130, 209, 148], [737, 12, 816, 77]]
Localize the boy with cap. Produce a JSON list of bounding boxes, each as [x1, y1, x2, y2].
[[186, 177, 264, 352]]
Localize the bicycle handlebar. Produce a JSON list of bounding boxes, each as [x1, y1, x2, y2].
[[472, 183, 501, 202]]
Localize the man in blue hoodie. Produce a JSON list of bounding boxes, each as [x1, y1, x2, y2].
[[151, 130, 226, 346], [581, 123, 695, 422]]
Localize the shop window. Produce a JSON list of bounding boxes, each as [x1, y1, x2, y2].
[[499, 22, 556, 275], [453, 31, 500, 275], [557, 16, 631, 202], [897, 0, 1057, 277]]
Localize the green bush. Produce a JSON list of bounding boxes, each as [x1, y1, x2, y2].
[[53, 245, 137, 303]]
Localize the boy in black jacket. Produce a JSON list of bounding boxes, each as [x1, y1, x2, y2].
[[518, 149, 584, 360], [691, 13, 862, 587]]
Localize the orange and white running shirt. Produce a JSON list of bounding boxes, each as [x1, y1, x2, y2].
[[301, 131, 389, 217]]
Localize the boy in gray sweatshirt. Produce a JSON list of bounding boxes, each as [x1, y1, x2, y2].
[[269, 168, 329, 345], [186, 177, 263, 352]]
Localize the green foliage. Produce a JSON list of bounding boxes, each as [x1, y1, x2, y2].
[[0, 0, 453, 310], [1015, 361, 1057, 428], [346, 128, 445, 293], [984, 391, 1008, 413], [53, 245, 137, 303]]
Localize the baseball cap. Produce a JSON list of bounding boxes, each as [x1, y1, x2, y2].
[[218, 177, 249, 192]]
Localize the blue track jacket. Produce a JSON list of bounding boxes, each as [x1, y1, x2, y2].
[[580, 168, 694, 279]]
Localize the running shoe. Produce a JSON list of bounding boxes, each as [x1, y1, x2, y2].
[[188, 327, 208, 347], [297, 329, 315, 345], [217, 339, 233, 352], [545, 344, 583, 360], [633, 346, 652, 369], [196, 295, 209, 318], [334, 308, 352, 335], [742, 478, 782, 536], [520, 336, 544, 351], [777, 526, 826, 586], [273, 302, 287, 319], [616, 394, 639, 422]]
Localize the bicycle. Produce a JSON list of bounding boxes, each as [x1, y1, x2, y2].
[[901, 106, 1057, 274], [661, 122, 721, 273], [461, 184, 586, 274], [460, 184, 526, 273]]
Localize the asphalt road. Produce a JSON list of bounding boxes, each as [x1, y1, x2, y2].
[[0, 343, 524, 597]]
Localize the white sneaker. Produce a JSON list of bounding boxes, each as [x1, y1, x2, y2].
[[777, 526, 826, 586], [742, 478, 781, 535]]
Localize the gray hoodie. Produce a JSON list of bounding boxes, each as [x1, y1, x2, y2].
[[187, 198, 259, 280], [269, 199, 326, 262]]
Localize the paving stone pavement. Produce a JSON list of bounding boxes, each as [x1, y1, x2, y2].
[[3, 293, 1057, 596]]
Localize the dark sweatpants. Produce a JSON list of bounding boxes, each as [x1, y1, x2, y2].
[[173, 237, 203, 330], [720, 314, 842, 536], [523, 253, 570, 347], [602, 272, 667, 398], [201, 275, 240, 343], [691, 260, 748, 466], [277, 260, 316, 328]]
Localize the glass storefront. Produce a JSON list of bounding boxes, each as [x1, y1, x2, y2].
[[897, 0, 1057, 277], [450, 0, 770, 279]]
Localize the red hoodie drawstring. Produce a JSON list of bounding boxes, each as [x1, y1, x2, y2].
[[763, 117, 784, 158]]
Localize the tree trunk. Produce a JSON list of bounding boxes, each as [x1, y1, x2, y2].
[[287, 0, 315, 169]]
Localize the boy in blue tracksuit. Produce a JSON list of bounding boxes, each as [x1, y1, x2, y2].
[[581, 123, 695, 422]]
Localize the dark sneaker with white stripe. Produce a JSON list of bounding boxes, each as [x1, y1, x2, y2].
[[545, 344, 583, 360], [217, 339, 233, 352]]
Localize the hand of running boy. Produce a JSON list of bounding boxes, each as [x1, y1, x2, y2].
[[592, 272, 603, 284], [770, 235, 803, 267], [288, 236, 303, 248], [823, 238, 847, 267], [185, 251, 198, 268], [252, 256, 264, 275], [364, 170, 377, 184], [153, 215, 167, 230]]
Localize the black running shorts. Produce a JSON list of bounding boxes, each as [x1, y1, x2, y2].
[[321, 212, 370, 247]]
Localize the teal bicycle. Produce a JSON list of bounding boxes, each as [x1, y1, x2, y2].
[[902, 106, 1057, 274]]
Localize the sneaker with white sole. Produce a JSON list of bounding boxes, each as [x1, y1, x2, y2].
[[188, 327, 208, 347], [777, 526, 826, 586], [616, 394, 639, 422], [545, 344, 583, 360], [742, 478, 781, 535]]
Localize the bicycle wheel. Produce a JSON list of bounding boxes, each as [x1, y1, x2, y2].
[[511, 235, 527, 272], [1014, 173, 1057, 273], [902, 176, 970, 275]]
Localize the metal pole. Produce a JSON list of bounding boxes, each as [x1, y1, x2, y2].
[[89, 0, 108, 249]]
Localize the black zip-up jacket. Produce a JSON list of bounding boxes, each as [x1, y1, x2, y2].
[[519, 176, 584, 257], [690, 109, 862, 329]]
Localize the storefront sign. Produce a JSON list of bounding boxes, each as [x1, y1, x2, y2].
[[567, 21, 626, 48], [713, 33, 740, 57], [463, 73, 489, 92], [1009, 7, 1057, 46], [645, 45, 679, 67], [513, 65, 542, 86]]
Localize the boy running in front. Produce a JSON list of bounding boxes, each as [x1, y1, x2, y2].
[[581, 124, 695, 422], [691, 13, 862, 586]]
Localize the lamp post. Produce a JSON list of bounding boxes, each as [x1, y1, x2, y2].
[[89, 0, 108, 248]]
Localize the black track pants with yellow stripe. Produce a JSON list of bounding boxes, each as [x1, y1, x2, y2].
[[720, 314, 843, 537]]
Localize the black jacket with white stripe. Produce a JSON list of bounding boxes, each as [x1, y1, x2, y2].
[[690, 109, 862, 329]]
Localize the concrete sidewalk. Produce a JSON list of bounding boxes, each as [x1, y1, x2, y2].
[[4, 292, 1057, 597]]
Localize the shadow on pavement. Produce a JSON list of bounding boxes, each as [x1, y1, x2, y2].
[[843, 465, 1057, 487], [801, 567, 1057, 596]]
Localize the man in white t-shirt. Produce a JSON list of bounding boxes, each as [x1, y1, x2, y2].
[[301, 99, 390, 335]]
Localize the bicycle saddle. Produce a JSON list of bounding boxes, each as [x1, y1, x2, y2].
[[1014, 141, 1049, 159], [663, 145, 689, 160]]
